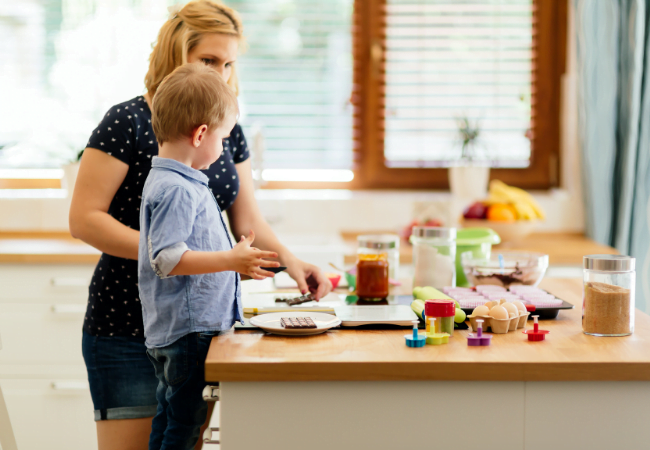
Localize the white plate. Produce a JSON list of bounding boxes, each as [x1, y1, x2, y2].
[[249, 312, 341, 336]]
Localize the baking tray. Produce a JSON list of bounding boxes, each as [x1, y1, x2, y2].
[[460, 299, 574, 319], [396, 292, 575, 320], [455, 291, 575, 319]]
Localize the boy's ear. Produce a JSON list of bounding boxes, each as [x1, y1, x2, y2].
[[191, 124, 209, 148]]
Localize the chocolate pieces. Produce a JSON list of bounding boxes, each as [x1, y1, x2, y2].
[[280, 317, 317, 329], [275, 293, 317, 306]]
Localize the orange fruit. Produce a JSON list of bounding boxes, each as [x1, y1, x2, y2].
[[487, 204, 517, 222]]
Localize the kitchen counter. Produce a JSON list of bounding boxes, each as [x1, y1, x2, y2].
[[0, 231, 100, 264], [207, 278, 650, 450], [207, 278, 649, 382]]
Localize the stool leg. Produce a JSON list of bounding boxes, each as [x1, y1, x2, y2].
[[202, 385, 220, 446], [0, 384, 18, 450]]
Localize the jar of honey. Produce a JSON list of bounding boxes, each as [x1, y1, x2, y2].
[[356, 253, 389, 300]]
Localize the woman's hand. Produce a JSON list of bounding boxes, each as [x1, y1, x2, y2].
[[285, 257, 333, 300]]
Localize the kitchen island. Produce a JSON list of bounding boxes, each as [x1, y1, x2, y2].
[[206, 278, 650, 450]]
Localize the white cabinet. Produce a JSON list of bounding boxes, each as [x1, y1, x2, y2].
[[0, 378, 96, 450], [0, 263, 97, 450]]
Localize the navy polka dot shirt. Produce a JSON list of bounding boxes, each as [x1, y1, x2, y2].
[[83, 96, 249, 338]]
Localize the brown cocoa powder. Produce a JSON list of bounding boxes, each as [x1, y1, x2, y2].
[[583, 281, 631, 335]]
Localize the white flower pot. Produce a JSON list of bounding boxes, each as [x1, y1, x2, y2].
[[61, 162, 80, 197], [448, 165, 490, 200]]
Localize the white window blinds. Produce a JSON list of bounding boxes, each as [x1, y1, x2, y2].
[[230, 0, 354, 170], [0, 0, 353, 171], [383, 0, 534, 168]]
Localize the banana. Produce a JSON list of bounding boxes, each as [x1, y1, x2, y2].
[[487, 180, 546, 220], [512, 201, 536, 220]]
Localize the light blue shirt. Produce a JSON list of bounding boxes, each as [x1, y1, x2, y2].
[[138, 157, 241, 348]]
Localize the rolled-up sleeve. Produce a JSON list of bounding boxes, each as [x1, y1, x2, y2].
[[147, 185, 196, 278]]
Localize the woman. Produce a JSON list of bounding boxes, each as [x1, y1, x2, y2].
[[69, 2, 331, 449]]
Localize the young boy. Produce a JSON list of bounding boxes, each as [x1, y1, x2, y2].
[[138, 63, 279, 449]]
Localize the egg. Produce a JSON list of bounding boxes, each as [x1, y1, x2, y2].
[[489, 305, 509, 320], [512, 300, 527, 314], [472, 305, 490, 316], [502, 302, 519, 318], [485, 301, 496, 310]]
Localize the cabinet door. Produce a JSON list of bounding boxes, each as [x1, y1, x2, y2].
[[0, 264, 95, 303], [0, 378, 97, 450], [0, 303, 86, 365]]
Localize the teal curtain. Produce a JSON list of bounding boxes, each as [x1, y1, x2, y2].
[[576, 0, 650, 311]]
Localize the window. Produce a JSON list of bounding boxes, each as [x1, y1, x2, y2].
[[383, 1, 533, 167], [351, 0, 566, 190], [230, 0, 354, 174], [0, 0, 565, 190]]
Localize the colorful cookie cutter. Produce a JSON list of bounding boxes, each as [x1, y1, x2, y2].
[[426, 317, 450, 345], [522, 315, 549, 341], [467, 319, 492, 346], [405, 320, 426, 347]]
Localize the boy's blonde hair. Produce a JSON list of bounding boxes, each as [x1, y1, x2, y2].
[[152, 63, 239, 145], [145, 0, 244, 98]]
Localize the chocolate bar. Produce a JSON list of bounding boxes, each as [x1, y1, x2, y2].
[[275, 293, 317, 306], [280, 317, 317, 329]]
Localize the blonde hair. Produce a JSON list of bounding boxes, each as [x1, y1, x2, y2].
[[145, 0, 244, 98], [151, 63, 239, 145]]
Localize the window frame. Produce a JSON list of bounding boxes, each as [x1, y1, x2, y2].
[[264, 0, 566, 190]]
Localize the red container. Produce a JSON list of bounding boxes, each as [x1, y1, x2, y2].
[[424, 300, 456, 317]]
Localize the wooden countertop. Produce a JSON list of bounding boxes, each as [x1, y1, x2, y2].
[[206, 278, 650, 382], [0, 231, 100, 264], [342, 232, 618, 265]]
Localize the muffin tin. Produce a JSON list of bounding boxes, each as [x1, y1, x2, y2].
[[443, 285, 575, 319]]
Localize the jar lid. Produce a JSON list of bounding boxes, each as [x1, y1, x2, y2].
[[357, 234, 399, 250], [424, 300, 456, 317], [411, 227, 457, 239], [583, 255, 635, 272]]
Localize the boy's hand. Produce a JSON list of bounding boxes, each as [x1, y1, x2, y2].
[[229, 230, 279, 280]]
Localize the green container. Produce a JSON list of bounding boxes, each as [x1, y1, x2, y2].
[[455, 228, 501, 287]]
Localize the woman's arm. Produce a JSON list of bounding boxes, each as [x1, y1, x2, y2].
[[69, 148, 140, 260], [227, 160, 332, 299]]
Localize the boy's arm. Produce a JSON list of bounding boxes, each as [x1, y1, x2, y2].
[[168, 250, 232, 275], [169, 231, 279, 279]]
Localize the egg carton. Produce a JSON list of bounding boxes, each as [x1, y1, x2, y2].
[[467, 311, 530, 334]]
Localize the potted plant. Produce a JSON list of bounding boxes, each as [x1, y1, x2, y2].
[[61, 149, 83, 196], [448, 116, 490, 200]]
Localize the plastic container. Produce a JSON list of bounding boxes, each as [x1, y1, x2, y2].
[[357, 235, 400, 281], [410, 227, 456, 289], [455, 228, 501, 287], [583, 255, 635, 337], [356, 253, 389, 300], [424, 300, 455, 337]]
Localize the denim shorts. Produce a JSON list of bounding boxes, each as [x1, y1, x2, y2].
[[82, 331, 158, 421]]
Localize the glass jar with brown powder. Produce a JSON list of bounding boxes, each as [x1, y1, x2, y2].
[[583, 255, 635, 336]]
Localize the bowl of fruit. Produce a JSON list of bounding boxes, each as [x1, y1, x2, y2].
[[461, 180, 544, 243]]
